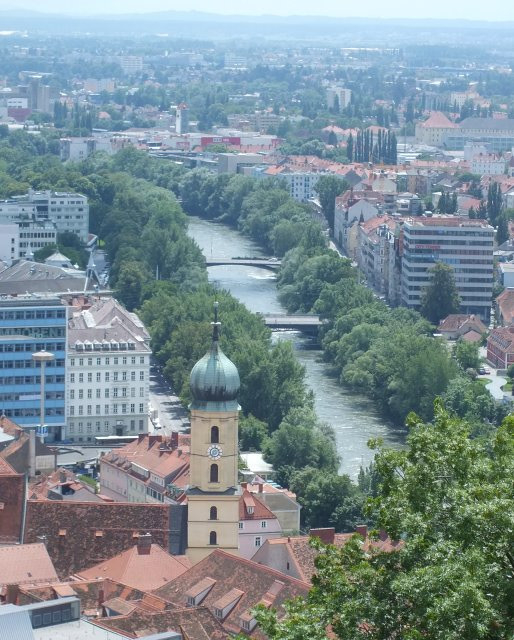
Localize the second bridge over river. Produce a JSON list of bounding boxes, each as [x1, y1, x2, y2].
[[260, 313, 322, 333], [205, 257, 281, 269]]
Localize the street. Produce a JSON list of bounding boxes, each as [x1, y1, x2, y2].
[[148, 361, 190, 434]]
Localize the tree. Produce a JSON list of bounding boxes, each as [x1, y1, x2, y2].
[[314, 175, 349, 233], [290, 467, 365, 531], [239, 414, 268, 451], [346, 133, 354, 162], [115, 261, 150, 311], [497, 213, 509, 245], [421, 262, 461, 324], [327, 130, 338, 146], [453, 338, 480, 371], [256, 407, 514, 640], [487, 181, 503, 226]]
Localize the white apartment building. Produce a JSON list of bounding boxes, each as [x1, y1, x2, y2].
[[0, 224, 19, 264], [401, 217, 494, 320], [257, 166, 321, 202], [18, 220, 57, 258], [118, 56, 143, 75], [326, 86, 352, 110], [66, 298, 151, 443], [470, 154, 507, 176], [0, 190, 89, 243]]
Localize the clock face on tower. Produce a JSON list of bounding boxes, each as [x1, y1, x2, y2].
[[207, 445, 223, 460]]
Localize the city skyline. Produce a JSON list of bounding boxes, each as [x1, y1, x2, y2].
[[4, 1, 514, 22]]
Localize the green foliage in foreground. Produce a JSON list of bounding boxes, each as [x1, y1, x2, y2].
[[254, 406, 514, 640]]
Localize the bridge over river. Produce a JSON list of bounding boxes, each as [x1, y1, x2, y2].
[[261, 313, 322, 332], [205, 257, 281, 269]]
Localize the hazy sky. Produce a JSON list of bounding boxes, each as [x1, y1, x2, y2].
[[6, 0, 514, 21]]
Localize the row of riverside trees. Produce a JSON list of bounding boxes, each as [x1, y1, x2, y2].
[[347, 129, 397, 164]]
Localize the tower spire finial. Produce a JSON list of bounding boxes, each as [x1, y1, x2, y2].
[[211, 301, 220, 342]]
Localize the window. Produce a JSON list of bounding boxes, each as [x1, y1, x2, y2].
[[70, 389, 75, 399], [105, 389, 110, 398], [78, 389, 84, 399], [131, 356, 136, 364], [131, 371, 136, 381], [105, 372, 110, 382], [261, 521, 267, 529], [130, 403, 135, 413], [96, 357, 101, 365], [96, 389, 101, 398], [96, 372, 101, 382], [122, 356, 127, 365], [70, 373, 75, 383], [79, 373, 83, 383], [139, 371, 145, 380], [239, 522, 244, 530], [139, 403, 144, 412], [254, 536, 262, 547], [87, 357, 92, 366], [211, 425, 219, 443], [87, 373, 92, 383], [122, 371, 127, 381], [210, 464, 218, 483], [209, 531, 217, 545], [87, 389, 92, 399], [210, 506, 218, 520]]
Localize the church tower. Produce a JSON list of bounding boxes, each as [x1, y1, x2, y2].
[[186, 302, 241, 564]]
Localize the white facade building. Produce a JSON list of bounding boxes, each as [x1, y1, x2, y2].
[[326, 86, 352, 110], [0, 224, 19, 264], [0, 190, 89, 243], [66, 298, 152, 443], [470, 154, 507, 176]]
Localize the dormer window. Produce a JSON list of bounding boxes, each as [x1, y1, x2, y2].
[[247, 506, 254, 515]]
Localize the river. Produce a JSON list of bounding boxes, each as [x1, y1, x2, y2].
[[187, 216, 405, 477]]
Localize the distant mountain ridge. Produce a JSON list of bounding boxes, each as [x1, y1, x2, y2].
[[1, 9, 514, 27]]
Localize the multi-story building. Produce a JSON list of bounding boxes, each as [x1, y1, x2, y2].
[[100, 433, 190, 502], [18, 220, 57, 258], [118, 56, 143, 75], [175, 103, 189, 135], [470, 154, 507, 176], [326, 86, 352, 110], [0, 297, 67, 440], [0, 224, 19, 264], [66, 298, 151, 443], [0, 190, 88, 243], [256, 166, 321, 202], [447, 117, 514, 152], [400, 217, 494, 320]]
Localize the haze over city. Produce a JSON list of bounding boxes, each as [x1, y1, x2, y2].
[[5, 0, 514, 21]]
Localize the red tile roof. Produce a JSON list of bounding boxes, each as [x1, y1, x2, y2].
[[240, 489, 277, 521], [496, 289, 514, 325], [93, 606, 229, 639], [154, 549, 309, 638], [256, 529, 401, 583], [0, 543, 59, 589], [23, 500, 178, 578], [76, 543, 191, 591], [419, 111, 458, 129]]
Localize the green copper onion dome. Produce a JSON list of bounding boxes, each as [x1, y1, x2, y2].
[[190, 302, 240, 411]]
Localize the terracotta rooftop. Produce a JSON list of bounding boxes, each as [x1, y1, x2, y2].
[[488, 326, 514, 351], [240, 489, 276, 521], [420, 111, 458, 129], [23, 500, 178, 578], [28, 468, 104, 502], [496, 288, 514, 326], [0, 543, 58, 590], [154, 549, 309, 637], [437, 314, 487, 334], [76, 542, 191, 591], [255, 527, 402, 583], [94, 606, 229, 639]]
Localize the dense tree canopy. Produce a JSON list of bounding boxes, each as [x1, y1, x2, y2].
[[421, 262, 461, 324], [255, 406, 514, 640]]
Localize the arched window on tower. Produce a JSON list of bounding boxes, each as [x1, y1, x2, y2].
[[211, 425, 219, 443], [210, 464, 218, 483], [209, 531, 217, 545], [210, 506, 218, 520]]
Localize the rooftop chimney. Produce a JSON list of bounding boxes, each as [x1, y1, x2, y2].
[[59, 469, 67, 484], [355, 524, 368, 539], [309, 528, 335, 545], [137, 532, 152, 554], [170, 432, 179, 450]]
